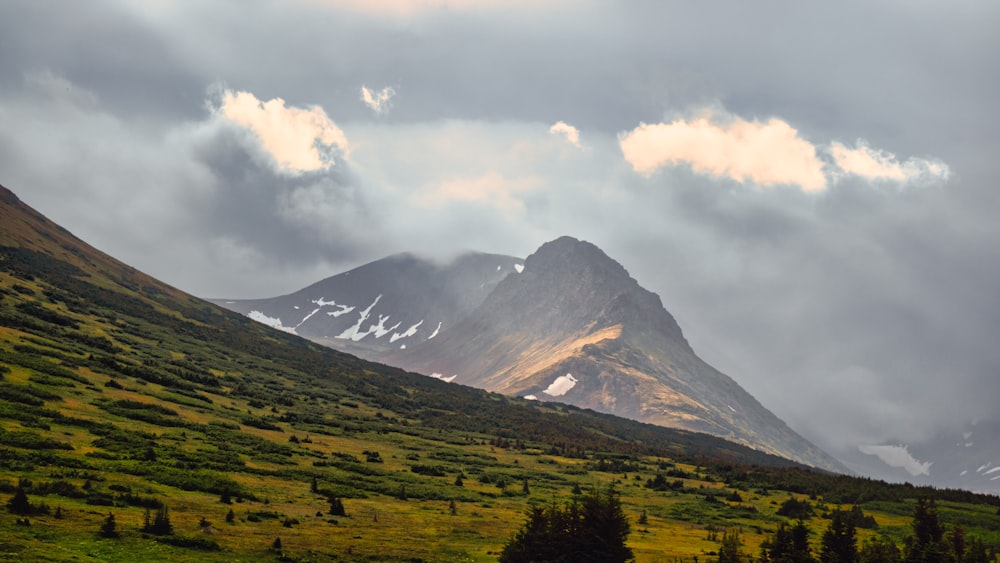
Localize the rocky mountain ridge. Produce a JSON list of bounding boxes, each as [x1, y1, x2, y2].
[[217, 235, 847, 473]]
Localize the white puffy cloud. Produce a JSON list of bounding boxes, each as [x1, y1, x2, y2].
[[549, 121, 581, 148], [829, 140, 951, 184], [360, 85, 396, 115], [218, 89, 350, 174], [619, 112, 828, 192], [619, 108, 954, 193]]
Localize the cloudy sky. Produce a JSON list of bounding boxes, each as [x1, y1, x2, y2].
[[2, 0, 999, 481]]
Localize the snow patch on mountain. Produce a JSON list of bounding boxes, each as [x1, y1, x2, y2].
[[858, 444, 932, 476], [336, 295, 382, 341], [327, 304, 355, 317], [297, 307, 322, 328], [248, 310, 296, 334], [428, 321, 442, 339], [514, 263, 524, 273], [310, 297, 356, 318], [384, 320, 403, 337], [524, 395, 538, 400], [390, 319, 424, 343], [369, 315, 391, 338], [543, 373, 578, 397]]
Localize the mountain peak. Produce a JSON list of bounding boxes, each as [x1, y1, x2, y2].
[[518, 236, 684, 345], [215, 234, 846, 472], [527, 236, 627, 277]]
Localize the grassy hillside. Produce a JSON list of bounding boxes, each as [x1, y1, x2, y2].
[[1, 185, 999, 561]]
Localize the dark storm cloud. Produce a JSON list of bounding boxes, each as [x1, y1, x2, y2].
[[2, 0, 999, 484]]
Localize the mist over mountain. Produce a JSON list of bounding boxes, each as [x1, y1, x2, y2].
[[211, 252, 522, 358], [217, 236, 847, 473]]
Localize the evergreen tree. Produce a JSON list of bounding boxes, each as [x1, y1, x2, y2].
[[225, 508, 235, 523], [948, 525, 966, 563], [763, 521, 815, 563], [328, 496, 346, 516], [99, 512, 119, 539], [500, 486, 633, 562], [820, 509, 858, 563], [791, 521, 816, 563], [143, 505, 173, 535], [6, 486, 32, 515], [717, 529, 744, 563], [963, 537, 989, 563], [577, 486, 633, 562], [762, 522, 792, 562], [859, 536, 901, 563], [904, 498, 945, 563], [501, 506, 553, 563]]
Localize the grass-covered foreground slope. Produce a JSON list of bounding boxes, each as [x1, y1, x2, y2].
[[1, 183, 999, 562]]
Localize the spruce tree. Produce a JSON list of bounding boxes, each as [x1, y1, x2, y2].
[[99, 512, 119, 539], [143, 505, 173, 535], [763, 521, 815, 563], [820, 509, 858, 563], [717, 529, 743, 563], [500, 485, 633, 563], [791, 521, 816, 563], [859, 536, 901, 563], [904, 498, 944, 563], [6, 486, 32, 515], [328, 496, 346, 516]]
